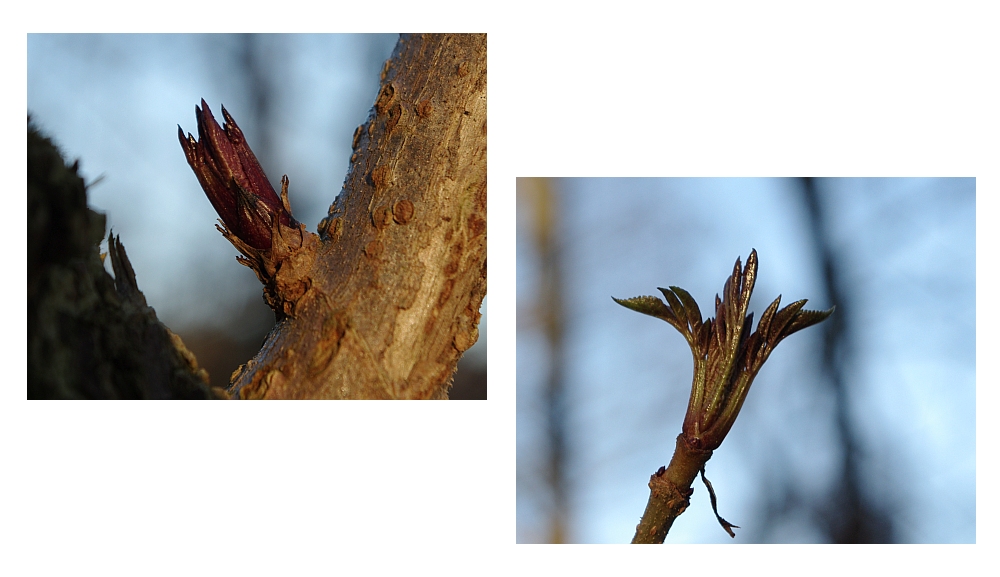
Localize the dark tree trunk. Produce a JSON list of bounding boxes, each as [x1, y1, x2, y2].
[[27, 122, 220, 399]]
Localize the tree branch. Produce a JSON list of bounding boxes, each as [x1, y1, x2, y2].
[[224, 34, 487, 399]]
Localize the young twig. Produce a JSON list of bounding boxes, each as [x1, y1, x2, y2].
[[615, 249, 833, 543]]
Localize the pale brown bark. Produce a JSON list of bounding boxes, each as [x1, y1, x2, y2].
[[228, 34, 487, 399]]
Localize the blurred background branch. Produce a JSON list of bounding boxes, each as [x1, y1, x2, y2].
[[519, 178, 571, 542], [798, 177, 894, 542]]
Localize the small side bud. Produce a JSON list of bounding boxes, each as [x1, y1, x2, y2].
[[178, 100, 296, 250], [179, 100, 320, 320]]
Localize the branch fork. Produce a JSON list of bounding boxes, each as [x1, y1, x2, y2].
[[174, 35, 487, 400]]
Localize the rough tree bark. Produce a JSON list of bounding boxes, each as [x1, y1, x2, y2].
[[226, 33, 487, 399], [28, 33, 487, 400]]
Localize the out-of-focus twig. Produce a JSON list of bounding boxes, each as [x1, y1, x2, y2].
[[528, 178, 570, 543], [800, 178, 894, 543]]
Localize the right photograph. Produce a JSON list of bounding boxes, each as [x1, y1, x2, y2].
[[516, 178, 975, 544]]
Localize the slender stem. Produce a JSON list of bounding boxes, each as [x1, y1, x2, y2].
[[683, 352, 707, 437], [631, 434, 713, 544]]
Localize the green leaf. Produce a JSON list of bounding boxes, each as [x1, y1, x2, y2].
[[756, 294, 782, 341], [658, 287, 685, 320], [767, 299, 807, 343], [669, 286, 703, 333], [786, 306, 836, 336], [612, 295, 676, 323]]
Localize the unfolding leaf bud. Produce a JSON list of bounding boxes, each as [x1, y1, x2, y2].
[[178, 99, 296, 250], [614, 249, 834, 451]]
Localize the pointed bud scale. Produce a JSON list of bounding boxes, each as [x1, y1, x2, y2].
[[179, 100, 295, 250]]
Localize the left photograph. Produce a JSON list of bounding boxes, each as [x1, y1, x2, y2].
[[28, 33, 487, 399]]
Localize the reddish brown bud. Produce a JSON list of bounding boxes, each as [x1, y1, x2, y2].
[[178, 100, 295, 250]]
